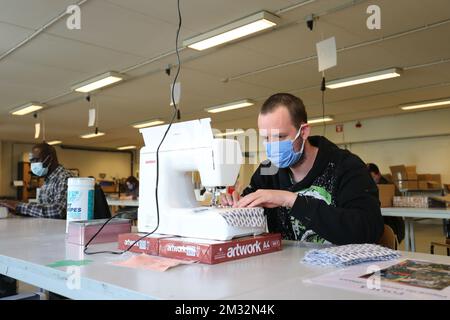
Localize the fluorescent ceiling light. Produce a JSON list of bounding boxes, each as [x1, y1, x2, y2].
[[400, 98, 450, 111], [308, 116, 334, 124], [184, 11, 280, 51], [206, 99, 254, 113], [47, 140, 62, 146], [117, 145, 137, 150], [10, 102, 44, 116], [215, 129, 245, 137], [326, 68, 402, 89], [72, 72, 125, 93], [132, 119, 165, 129], [80, 132, 105, 139]]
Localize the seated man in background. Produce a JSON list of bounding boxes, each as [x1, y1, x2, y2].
[[0, 142, 73, 218], [0, 142, 73, 299], [367, 163, 405, 244], [367, 163, 389, 184], [222, 93, 384, 245]]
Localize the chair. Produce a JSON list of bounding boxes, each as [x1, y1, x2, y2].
[[378, 224, 398, 250], [430, 219, 450, 256]]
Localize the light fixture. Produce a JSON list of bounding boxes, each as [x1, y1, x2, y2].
[[47, 140, 62, 146], [183, 11, 280, 51], [326, 68, 402, 89], [206, 99, 254, 114], [308, 116, 334, 124], [214, 129, 245, 137], [117, 145, 137, 150], [10, 102, 45, 116], [80, 132, 105, 139], [72, 72, 125, 93], [132, 119, 165, 129], [400, 97, 450, 111]]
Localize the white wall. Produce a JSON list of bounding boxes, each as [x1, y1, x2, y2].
[[311, 108, 450, 183], [0, 141, 134, 197], [237, 108, 450, 186]]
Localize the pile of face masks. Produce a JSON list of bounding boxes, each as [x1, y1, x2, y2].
[[302, 244, 401, 267]]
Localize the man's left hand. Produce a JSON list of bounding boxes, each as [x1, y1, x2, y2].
[[0, 200, 19, 211], [235, 190, 297, 209]]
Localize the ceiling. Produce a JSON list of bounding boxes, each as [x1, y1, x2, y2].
[[0, 0, 449, 148]]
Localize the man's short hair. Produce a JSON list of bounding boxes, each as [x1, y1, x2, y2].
[[367, 163, 380, 175], [33, 142, 58, 162], [260, 93, 308, 129]]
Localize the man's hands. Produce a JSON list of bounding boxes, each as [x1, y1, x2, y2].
[[220, 190, 297, 209], [0, 200, 19, 211]]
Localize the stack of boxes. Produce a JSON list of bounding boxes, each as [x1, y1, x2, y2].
[[389, 165, 442, 191]]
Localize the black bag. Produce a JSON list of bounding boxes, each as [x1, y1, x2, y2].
[[93, 184, 111, 219], [0, 275, 17, 298]]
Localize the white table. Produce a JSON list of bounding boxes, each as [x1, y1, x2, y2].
[[381, 207, 450, 252], [1, 218, 449, 300], [106, 199, 139, 207]]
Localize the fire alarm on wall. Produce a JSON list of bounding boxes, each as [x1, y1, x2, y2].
[[355, 121, 362, 128]]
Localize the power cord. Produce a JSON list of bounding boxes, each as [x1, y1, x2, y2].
[[321, 76, 326, 137], [84, 0, 182, 255]]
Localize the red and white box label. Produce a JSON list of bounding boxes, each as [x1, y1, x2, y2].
[[158, 233, 282, 264], [117, 233, 172, 255]]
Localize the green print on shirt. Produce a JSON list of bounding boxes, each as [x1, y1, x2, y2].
[[289, 185, 333, 243]]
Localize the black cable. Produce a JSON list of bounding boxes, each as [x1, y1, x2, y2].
[[83, 0, 183, 255], [321, 76, 326, 137], [83, 209, 139, 255]]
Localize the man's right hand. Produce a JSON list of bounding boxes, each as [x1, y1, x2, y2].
[[220, 191, 240, 207]]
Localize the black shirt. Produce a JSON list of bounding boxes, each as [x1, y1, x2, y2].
[[242, 136, 384, 245]]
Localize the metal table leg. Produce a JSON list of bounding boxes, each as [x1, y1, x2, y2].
[[409, 218, 416, 252], [404, 218, 410, 251]]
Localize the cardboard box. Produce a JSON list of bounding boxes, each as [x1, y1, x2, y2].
[[158, 233, 282, 265], [394, 180, 418, 190], [405, 166, 418, 180], [67, 219, 131, 246], [378, 184, 395, 207], [390, 165, 408, 181], [117, 233, 173, 255], [393, 196, 446, 208], [418, 181, 429, 190]]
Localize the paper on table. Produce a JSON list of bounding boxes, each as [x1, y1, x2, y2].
[[112, 254, 193, 272]]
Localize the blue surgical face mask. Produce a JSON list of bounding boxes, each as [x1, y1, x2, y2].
[[31, 155, 50, 177], [264, 126, 306, 168]]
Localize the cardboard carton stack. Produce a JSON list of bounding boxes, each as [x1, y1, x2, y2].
[[390, 165, 442, 191]]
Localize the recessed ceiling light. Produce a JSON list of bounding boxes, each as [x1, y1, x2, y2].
[[132, 119, 165, 129], [10, 102, 45, 116], [72, 72, 125, 93], [47, 140, 62, 146], [205, 99, 254, 113], [183, 11, 280, 51], [400, 98, 450, 111], [117, 145, 137, 150], [326, 68, 402, 89], [80, 132, 105, 139], [307, 116, 334, 124]]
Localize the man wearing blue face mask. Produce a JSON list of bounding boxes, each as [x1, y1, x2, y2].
[[0, 142, 73, 219], [221, 93, 384, 245]]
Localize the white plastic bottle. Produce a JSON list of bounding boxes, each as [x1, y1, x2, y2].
[[66, 177, 95, 233]]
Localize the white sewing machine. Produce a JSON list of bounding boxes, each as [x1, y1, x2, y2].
[[137, 118, 266, 240]]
